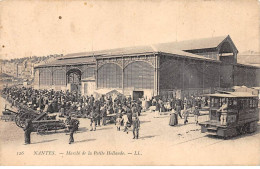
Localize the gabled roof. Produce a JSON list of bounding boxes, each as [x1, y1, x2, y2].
[[156, 36, 227, 51], [155, 35, 238, 52], [97, 44, 218, 61], [61, 35, 234, 59], [36, 35, 235, 68]]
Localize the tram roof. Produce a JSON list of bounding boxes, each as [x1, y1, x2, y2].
[[205, 92, 258, 98]]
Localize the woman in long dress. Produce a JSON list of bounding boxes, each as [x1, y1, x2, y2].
[[169, 109, 178, 126]]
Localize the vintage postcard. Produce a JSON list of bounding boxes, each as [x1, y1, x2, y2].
[[0, 0, 259, 166]]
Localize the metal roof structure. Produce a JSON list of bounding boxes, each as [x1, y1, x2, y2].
[[35, 35, 239, 68], [35, 56, 96, 68], [155, 35, 238, 52]]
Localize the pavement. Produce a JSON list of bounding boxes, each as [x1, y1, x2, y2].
[[0, 96, 260, 165]]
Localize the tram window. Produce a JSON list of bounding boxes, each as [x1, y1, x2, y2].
[[214, 98, 220, 107], [247, 99, 250, 108], [256, 99, 259, 107], [244, 99, 249, 108], [242, 99, 246, 108], [212, 98, 219, 107], [251, 98, 258, 108], [219, 98, 223, 106], [210, 98, 214, 107], [233, 99, 237, 106], [228, 99, 233, 106], [249, 99, 253, 108], [254, 99, 259, 107], [238, 99, 244, 109], [220, 98, 227, 107]]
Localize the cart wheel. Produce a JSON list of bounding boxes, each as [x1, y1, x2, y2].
[[19, 113, 37, 128], [15, 114, 21, 127], [37, 125, 48, 135], [15, 114, 23, 128]]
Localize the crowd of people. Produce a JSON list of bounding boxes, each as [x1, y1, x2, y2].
[[1, 86, 208, 144], [150, 94, 208, 126], [2, 86, 143, 117], [1, 86, 143, 142]]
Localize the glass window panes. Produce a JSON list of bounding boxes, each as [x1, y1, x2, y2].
[[53, 69, 66, 85], [34, 70, 39, 85], [40, 68, 52, 85], [97, 63, 122, 88], [124, 61, 154, 89]]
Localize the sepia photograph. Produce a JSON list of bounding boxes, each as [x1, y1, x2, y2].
[[0, 0, 259, 166]]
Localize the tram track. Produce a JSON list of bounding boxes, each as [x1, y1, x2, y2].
[[204, 139, 225, 147], [172, 135, 207, 146], [172, 134, 228, 148]]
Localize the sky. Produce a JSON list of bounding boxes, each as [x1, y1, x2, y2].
[[0, 0, 259, 60]]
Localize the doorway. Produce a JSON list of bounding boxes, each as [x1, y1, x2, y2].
[[133, 91, 144, 101], [67, 69, 81, 93]]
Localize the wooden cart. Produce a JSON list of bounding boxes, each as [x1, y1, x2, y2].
[[32, 119, 66, 135]]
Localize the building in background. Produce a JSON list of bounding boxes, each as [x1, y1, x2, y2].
[[34, 35, 260, 100], [1, 54, 63, 82]]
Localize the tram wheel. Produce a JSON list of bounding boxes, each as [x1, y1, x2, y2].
[[223, 136, 230, 140], [236, 126, 243, 135]]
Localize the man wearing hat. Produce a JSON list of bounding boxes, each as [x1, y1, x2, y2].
[[24, 119, 33, 144], [90, 107, 98, 131], [132, 114, 140, 139], [175, 98, 182, 119], [66, 116, 76, 144]]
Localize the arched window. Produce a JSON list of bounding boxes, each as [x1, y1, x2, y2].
[[67, 69, 81, 84], [124, 61, 154, 89], [40, 68, 52, 85], [53, 69, 66, 85], [98, 63, 122, 88]]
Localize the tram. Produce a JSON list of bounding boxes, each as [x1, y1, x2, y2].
[[199, 91, 259, 139]]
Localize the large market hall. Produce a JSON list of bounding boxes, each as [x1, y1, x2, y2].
[[34, 35, 260, 100]]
